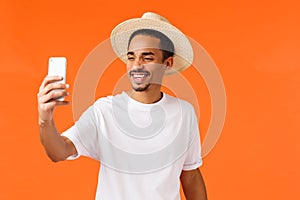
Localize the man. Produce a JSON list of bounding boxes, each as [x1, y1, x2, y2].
[[38, 12, 207, 200]]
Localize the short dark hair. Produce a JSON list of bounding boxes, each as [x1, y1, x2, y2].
[[128, 29, 175, 61]]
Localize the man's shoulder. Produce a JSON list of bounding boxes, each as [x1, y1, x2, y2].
[[93, 92, 126, 108], [164, 93, 195, 111]]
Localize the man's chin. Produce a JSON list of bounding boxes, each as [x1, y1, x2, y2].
[[132, 83, 151, 92]]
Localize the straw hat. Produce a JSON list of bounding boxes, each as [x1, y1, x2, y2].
[[110, 12, 194, 75]]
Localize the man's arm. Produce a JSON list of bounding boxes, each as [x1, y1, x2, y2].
[[37, 76, 77, 162], [180, 168, 207, 200]]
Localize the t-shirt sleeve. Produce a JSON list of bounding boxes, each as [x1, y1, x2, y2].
[[182, 107, 203, 171], [61, 105, 100, 160]]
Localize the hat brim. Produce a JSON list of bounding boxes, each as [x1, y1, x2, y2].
[[110, 17, 194, 75]]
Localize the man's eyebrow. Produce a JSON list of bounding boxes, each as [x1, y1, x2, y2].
[[141, 52, 155, 56], [127, 51, 155, 56]]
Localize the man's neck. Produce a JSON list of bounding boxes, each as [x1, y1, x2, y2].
[[127, 86, 163, 104]]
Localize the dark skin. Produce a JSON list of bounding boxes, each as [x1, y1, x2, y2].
[[37, 76, 76, 162], [127, 35, 207, 200], [37, 34, 207, 199], [181, 168, 208, 200]]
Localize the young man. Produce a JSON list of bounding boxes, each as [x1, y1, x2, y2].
[[38, 12, 207, 200]]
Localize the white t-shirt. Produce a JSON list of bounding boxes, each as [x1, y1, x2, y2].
[[62, 92, 202, 200]]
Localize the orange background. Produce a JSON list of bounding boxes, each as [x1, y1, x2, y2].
[[0, 0, 299, 199]]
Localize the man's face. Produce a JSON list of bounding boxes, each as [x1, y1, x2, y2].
[[127, 35, 172, 92]]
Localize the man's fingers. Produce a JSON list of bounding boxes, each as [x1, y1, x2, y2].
[[42, 83, 69, 95], [39, 90, 69, 104], [55, 101, 70, 106], [39, 76, 64, 92]]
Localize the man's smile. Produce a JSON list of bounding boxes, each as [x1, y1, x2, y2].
[[129, 70, 150, 84]]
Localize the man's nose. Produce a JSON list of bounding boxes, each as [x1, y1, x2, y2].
[[133, 59, 144, 69]]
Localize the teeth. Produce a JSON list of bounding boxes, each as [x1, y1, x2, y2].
[[133, 74, 146, 78]]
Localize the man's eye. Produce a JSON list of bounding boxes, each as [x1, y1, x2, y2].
[[144, 57, 154, 61], [127, 57, 134, 60]]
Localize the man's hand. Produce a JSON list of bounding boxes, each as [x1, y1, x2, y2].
[[180, 168, 208, 200], [37, 76, 69, 125]]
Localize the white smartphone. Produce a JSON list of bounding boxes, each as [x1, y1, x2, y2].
[[48, 57, 67, 101]]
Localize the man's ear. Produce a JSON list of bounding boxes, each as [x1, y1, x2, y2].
[[164, 57, 174, 69]]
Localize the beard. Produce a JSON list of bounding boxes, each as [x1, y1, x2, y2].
[[132, 83, 151, 92]]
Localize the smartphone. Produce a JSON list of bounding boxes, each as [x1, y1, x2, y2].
[[48, 57, 67, 101]]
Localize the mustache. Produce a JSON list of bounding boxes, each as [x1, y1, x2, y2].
[[129, 69, 150, 76]]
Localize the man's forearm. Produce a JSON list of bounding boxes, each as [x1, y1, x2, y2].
[[183, 180, 207, 200], [39, 119, 70, 162], [181, 169, 208, 200]]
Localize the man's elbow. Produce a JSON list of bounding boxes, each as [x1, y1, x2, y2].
[[45, 151, 67, 162], [49, 156, 64, 163]]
